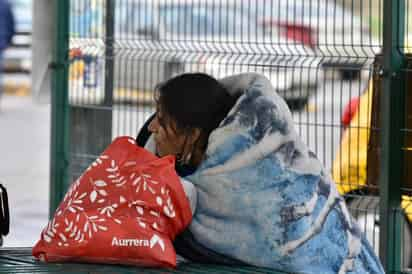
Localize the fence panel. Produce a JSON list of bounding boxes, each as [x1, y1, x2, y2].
[[50, 0, 412, 272]]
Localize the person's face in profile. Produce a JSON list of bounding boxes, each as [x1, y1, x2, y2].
[[147, 110, 187, 158]]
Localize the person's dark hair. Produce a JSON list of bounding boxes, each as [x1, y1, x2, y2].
[[154, 73, 236, 151]]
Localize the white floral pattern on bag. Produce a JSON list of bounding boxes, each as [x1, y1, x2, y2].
[[42, 150, 177, 246]]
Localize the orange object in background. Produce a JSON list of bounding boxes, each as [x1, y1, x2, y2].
[[332, 82, 373, 195], [33, 137, 192, 268], [332, 80, 412, 223], [68, 48, 85, 81]]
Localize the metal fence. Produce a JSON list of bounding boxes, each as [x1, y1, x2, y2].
[[50, 0, 412, 273]]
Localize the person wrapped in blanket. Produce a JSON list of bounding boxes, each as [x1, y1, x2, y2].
[[136, 73, 384, 274]]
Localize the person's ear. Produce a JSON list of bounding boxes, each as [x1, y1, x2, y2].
[[188, 128, 201, 145]]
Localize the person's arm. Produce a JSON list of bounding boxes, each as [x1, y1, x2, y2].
[[180, 178, 197, 216], [0, 1, 15, 51], [6, 2, 15, 46]]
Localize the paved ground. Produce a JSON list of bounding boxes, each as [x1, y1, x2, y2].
[[0, 95, 50, 247]]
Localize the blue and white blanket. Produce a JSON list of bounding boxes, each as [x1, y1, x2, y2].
[[186, 73, 384, 274]]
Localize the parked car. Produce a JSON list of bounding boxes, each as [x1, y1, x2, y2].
[[68, 0, 323, 109], [250, 0, 380, 80], [3, 0, 32, 73]]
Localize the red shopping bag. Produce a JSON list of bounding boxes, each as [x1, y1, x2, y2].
[[33, 136, 193, 268]]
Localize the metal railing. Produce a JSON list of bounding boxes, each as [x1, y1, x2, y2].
[[51, 0, 411, 272]]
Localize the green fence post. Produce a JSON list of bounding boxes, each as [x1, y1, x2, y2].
[[50, 0, 70, 216], [380, 0, 405, 272], [104, 0, 114, 106]]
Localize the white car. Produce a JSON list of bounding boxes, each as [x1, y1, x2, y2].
[[249, 0, 380, 80], [69, 0, 324, 109]]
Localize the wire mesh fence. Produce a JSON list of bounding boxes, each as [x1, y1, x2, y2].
[[61, 0, 412, 272]]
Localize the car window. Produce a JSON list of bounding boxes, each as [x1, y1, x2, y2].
[[287, 3, 344, 19], [159, 4, 260, 37], [116, 2, 155, 36], [256, 1, 344, 21]]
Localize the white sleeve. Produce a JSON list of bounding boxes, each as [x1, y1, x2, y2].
[[179, 177, 197, 216], [144, 135, 197, 215]]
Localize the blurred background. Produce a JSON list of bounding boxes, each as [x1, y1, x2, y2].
[[0, 0, 383, 244], [0, 1, 410, 271]]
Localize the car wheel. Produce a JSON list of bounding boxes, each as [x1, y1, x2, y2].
[[347, 196, 412, 268], [286, 98, 308, 111]]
